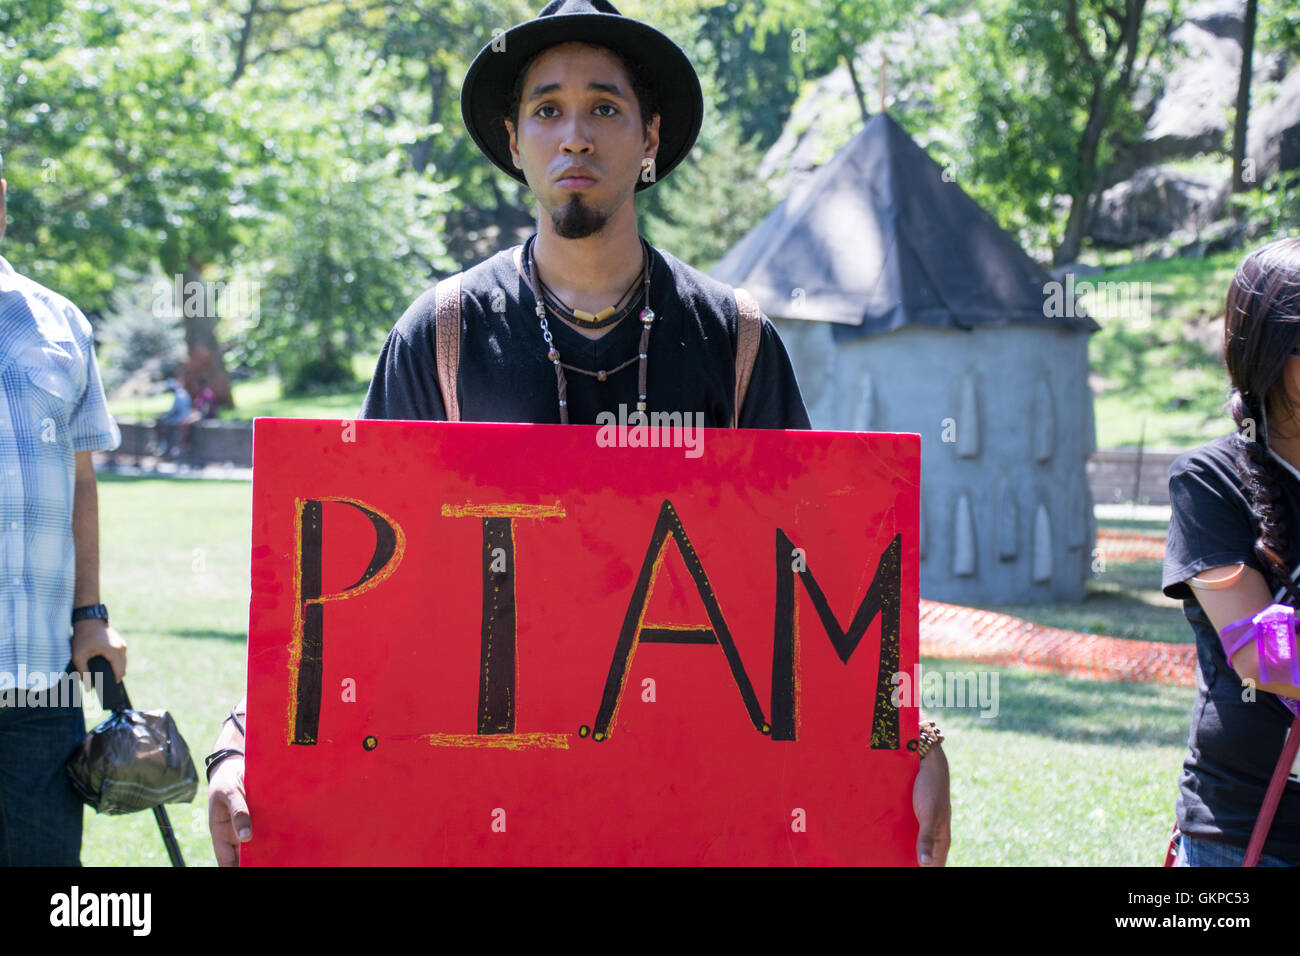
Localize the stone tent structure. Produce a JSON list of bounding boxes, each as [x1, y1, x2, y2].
[[712, 113, 1099, 604]]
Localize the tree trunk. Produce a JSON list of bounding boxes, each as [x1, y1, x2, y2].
[[1056, 190, 1094, 267], [179, 265, 234, 409], [843, 49, 870, 128], [1055, 81, 1110, 265], [231, 0, 260, 85], [1055, 2, 1147, 265], [411, 63, 446, 174], [1232, 0, 1259, 193]]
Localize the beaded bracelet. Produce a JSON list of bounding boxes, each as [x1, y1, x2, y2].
[[915, 720, 944, 760]]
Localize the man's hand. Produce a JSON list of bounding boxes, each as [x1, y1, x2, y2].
[[208, 756, 251, 867], [209, 699, 250, 867], [70, 618, 127, 683], [914, 744, 951, 866]]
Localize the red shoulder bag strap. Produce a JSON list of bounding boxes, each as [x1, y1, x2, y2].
[[731, 287, 762, 429], [433, 273, 462, 422], [1244, 714, 1300, 866]]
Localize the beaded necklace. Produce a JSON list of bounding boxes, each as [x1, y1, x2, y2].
[[536, 259, 645, 329], [523, 234, 656, 425]]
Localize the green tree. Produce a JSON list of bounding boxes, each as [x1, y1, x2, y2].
[[639, 105, 778, 271], [632, 1, 791, 267], [224, 0, 537, 266], [741, 0, 911, 126], [1, 0, 277, 406], [229, 40, 449, 392], [696, 1, 801, 151], [932, 0, 1179, 263], [1260, 4, 1300, 58]]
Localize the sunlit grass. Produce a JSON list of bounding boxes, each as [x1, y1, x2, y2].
[[933, 659, 1189, 866], [1089, 250, 1243, 449]]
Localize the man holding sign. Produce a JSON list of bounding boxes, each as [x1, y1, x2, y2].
[[208, 0, 950, 866]]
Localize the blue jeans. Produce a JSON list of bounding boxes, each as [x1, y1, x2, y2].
[[0, 690, 85, 865], [1175, 831, 1294, 867]]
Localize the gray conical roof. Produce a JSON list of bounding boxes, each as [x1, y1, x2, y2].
[[711, 112, 1097, 339]]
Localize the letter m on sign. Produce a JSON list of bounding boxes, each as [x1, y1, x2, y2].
[[769, 531, 902, 747]]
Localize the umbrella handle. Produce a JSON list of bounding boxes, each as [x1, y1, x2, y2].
[[153, 806, 186, 867], [88, 655, 132, 711]]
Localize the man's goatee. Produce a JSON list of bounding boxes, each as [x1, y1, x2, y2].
[[552, 198, 607, 239]]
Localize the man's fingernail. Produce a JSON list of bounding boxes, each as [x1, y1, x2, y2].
[[238, 827, 251, 840], [920, 852, 932, 864]]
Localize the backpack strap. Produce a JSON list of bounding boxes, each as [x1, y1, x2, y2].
[[732, 287, 762, 429], [434, 272, 463, 422]]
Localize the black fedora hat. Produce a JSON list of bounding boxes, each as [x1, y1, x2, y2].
[[460, 0, 703, 192]]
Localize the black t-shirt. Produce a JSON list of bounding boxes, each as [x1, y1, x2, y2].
[[360, 242, 811, 429], [1162, 433, 1300, 859]]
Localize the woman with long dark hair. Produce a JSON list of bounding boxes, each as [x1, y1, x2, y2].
[[1163, 236, 1300, 866]]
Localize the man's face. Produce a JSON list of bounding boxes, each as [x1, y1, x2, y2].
[[505, 42, 660, 239]]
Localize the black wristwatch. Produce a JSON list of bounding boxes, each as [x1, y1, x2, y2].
[[71, 603, 110, 626]]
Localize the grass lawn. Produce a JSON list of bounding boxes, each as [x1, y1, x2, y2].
[[81, 476, 251, 867], [972, 559, 1190, 644], [970, 518, 1189, 644], [79, 474, 1190, 866], [108, 355, 374, 423], [1088, 249, 1243, 450], [1092, 516, 1172, 535], [931, 660, 1190, 866]]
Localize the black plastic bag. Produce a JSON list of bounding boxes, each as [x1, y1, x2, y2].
[[66, 708, 198, 815]]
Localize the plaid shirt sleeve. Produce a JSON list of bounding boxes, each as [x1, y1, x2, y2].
[[67, 303, 120, 454]]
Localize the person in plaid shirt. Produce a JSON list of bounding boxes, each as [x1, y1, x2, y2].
[[0, 147, 127, 865]]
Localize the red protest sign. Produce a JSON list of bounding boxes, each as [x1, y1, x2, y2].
[[243, 419, 920, 865]]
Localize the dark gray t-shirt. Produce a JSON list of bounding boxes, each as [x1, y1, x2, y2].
[[1162, 433, 1300, 860], [360, 242, 811, 429]]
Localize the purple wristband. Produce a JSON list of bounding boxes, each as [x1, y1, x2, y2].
[[1256, 605, 1300, 686], [1218, 612, 1262, 659], [1219, 603, 1300, 690]]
